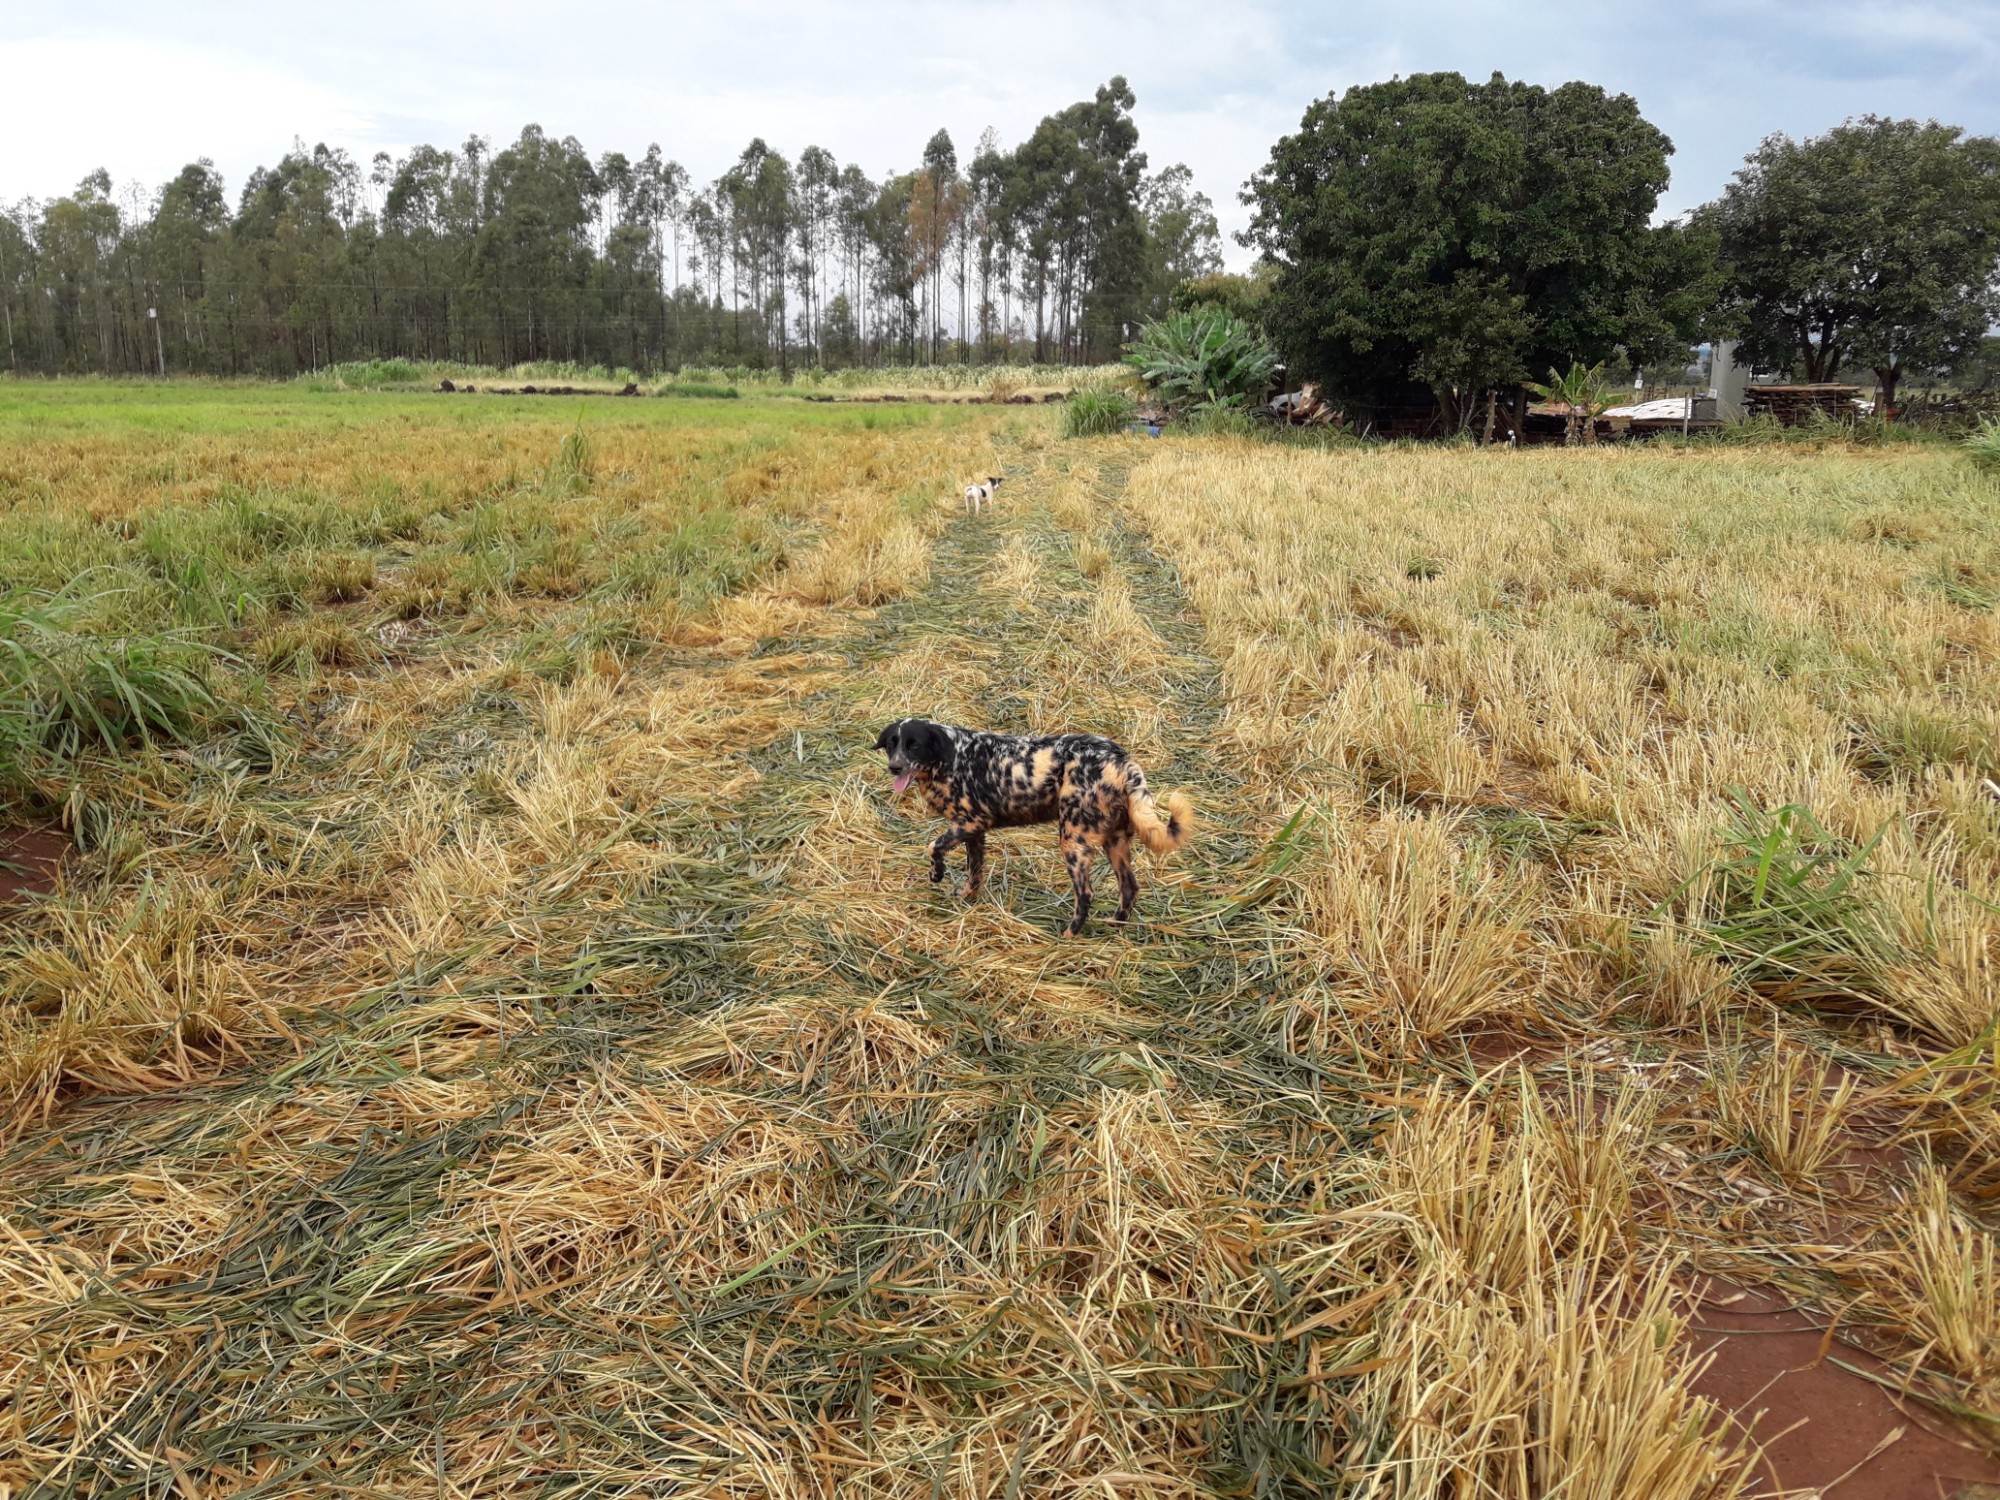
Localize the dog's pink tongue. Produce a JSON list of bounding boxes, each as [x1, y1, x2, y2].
[[892, 771, 914, 795]]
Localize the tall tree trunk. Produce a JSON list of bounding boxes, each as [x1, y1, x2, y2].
[[1874, 364, 1899, 421]]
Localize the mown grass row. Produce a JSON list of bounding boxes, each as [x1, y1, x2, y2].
[[1103, 431, 2000, 1465]]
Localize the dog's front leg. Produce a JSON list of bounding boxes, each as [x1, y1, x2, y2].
[[962, 831, 988, 901], [929, 828, 966, 883]]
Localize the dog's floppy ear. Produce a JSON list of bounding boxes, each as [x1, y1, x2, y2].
[[989, 476, 1004, 487], [874, 720, 900, 752], [912, 720, 953, 766]]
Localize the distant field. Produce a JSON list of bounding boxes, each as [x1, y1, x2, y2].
[[2, 381, 1996, 1497], [290, 357, 1130, 401]]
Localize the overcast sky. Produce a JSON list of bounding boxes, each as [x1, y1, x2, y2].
[[5, 0, 1998, 266]]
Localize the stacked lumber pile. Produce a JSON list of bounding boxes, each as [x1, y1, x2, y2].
[[1743, 384, 1861, 426]]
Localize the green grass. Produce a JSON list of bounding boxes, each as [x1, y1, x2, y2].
[[0, 377, 1009, 818], [0, 587, 234, 798], [654, 380, 739, 399], [1967, 417, 2000, 474], [1062, 386, 1138, 437]]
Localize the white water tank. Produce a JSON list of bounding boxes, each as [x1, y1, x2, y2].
[[1709, 340, 1748, 420]]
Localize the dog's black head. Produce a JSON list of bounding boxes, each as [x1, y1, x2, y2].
[[987, 476, 1004, 488], [875, 718, 953, 794]]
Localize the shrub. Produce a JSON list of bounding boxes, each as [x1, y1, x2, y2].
[[1123, 309, 1279, 413], [312, 358, 426, 389], [1167, 269, 1273, 328], [1061, 387, 1137, 438]]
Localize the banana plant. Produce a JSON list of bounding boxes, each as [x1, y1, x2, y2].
[[1124, 310, 1279, 414], [1525, 361, 1613, 445]]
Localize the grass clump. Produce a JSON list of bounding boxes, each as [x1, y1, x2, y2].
[[544, 420, 595, 498], [0, 588, 230, 798], [1713, 1033, 1860, 1187], [1062, 386, 1137, 437], [1693, 794, 1895, 1003], [306, 357, 427, 390], [1965, 417, 2000, 474]]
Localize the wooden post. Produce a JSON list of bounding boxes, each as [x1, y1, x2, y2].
[[149, 306, 165, 378]]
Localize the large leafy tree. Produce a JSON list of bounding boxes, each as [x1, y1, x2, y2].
[[1243, 71, 1717, 429], [475, 126, 601, 364], [1139, 163, 1222, 315], [1705, 116, 2000, 413]]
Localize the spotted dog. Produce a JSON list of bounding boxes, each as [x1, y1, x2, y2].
[[962, 475, 1004, 515], [875, 718, 1194, 936]]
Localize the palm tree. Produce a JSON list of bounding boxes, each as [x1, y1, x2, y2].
[[1526, 361, 1612, 446]]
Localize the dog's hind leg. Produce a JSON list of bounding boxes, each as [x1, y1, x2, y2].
[[929, 828, 966, 883], [963, 831, 988, 901], [1106, 833, 1138, 923], [1059, 826, 1092, 936]]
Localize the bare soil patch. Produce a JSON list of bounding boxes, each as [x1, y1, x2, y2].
[[1684, 1275, 2000, 1500], [0, 821, 66, 906]]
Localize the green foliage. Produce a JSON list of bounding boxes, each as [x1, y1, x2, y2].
[[1181, 403, 1258, 438], [314, 358, 426, 389], [0, 588, 230, 797], [1966, 418, 2000, 474], [1061, 387, 1137, 437], [545, 421, 595, 498], [1524, 362, 1613, 445], [1949, 335, 2000, 392], [1706, 118, 2000, 407], [656, 382, 740, 400], [1140, 164, 1224, 314], [1243, 72, 1718, 426], [1123, 309, 1279, 413], [1694, 792, 1895, 1001], [1168, 268, 1273, 329]]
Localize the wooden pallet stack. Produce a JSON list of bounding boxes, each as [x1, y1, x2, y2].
[[1743, 384, 1862, 426]]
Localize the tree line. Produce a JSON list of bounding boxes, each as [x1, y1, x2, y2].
[[7, 67, 1997, 414], [0, 77, 1222, 377]]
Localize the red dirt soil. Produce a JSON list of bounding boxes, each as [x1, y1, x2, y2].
[[1683, 1275, 2000, 1499], [0, 821, 66, 905]]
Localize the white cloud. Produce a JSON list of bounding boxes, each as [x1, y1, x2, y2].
[[0, 34, 380, 202]]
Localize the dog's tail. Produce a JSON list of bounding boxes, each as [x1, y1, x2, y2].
[[1124, 763, 1194, 856]]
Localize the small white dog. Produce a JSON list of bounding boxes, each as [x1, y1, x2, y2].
[[962, 475, 1004, 515]]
